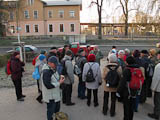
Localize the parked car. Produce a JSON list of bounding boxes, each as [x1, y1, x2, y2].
[[7, 45, 38, 53]]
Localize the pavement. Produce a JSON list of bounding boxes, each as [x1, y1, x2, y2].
[[0, 58, 156, 120]]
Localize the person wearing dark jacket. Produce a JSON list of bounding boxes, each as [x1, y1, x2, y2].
[[47, 47, 57, 61], [140, 50, 152, 103], [117, 56, 140, 120], [76, 49, 87, 99], [10, 52, 25, 101]]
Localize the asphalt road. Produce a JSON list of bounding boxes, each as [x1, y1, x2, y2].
[[0, 44, 156, 56]]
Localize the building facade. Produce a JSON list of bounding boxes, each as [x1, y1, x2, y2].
[[5, 0, 82, 36]]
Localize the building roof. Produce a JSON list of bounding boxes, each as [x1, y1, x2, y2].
[[42, 0, 82, 6]]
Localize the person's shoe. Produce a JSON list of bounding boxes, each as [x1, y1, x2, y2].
[[66, 102, 75, 106], [148, 113, 159, 120], [21, 95, 26, 98], [17, 98, 24, 101], [134, 109, 138, 112], [110, 112, 115, 117], [102, 111, 107, 115], [87, 101, 90, 106], [94, 103, 99, 107], [36, 98, 43, 104], [80, 96, 87, 100]]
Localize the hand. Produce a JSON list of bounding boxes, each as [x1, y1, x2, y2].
[[59, 75, 65, 84]]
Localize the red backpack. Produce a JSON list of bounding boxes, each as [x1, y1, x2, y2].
[[5, 60, 11, 75], [128, 67, 144, 90]]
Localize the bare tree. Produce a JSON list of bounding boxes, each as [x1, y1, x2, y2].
[[90, 0, 104, 39], [118, 0, 139, 36], [148, 0, 160, 14]]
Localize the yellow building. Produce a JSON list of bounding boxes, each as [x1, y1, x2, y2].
[[4, 0, 82, 36]]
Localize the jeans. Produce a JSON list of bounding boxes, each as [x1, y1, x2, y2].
[[134, 95, 140, 111], [78, 81, 86, 98], [12, 79, 22, 99], [47, 100, 60, 120], [103, 92, 116, 115]]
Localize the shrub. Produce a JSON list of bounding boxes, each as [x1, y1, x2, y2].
[[0, 54, 12, 68]]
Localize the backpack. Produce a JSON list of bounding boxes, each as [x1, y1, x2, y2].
[[127, 67, 144, 97], [86, 63, 96, 82], [105, 65, 120, 88], [54, 112, 68, 120], [5, 60, 11, 75], [32, 67, 40, 80], [61, 59, 68, 75], [74, 57, 83, 76], [146, 63, 154, 77]]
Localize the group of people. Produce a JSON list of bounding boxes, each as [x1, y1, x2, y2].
[[9, 44, 160, 120]]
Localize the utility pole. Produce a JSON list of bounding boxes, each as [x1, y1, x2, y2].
[[16, 0, 23, 61]]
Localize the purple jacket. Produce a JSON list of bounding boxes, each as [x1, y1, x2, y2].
[[10, 56, 25, 80]]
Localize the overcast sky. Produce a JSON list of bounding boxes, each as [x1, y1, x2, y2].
[[44, 0, 154, 23]]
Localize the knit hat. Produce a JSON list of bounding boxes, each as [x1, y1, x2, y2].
[[39, 54, 46, 61], [13, 51, 20, 57], [48, 56, 58, 66], [126, 56, 135, 65], [133, 50, 140, 57], [118, 50, 125, 55], [141, 50, 149, 54], [88, 54, 96, 62], [125, 48, 130, 54], [40, 50, 47, 54], [108, 53, 117, 63]]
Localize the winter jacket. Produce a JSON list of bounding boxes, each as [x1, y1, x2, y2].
[[75, 55, 87, 77], [103, 63, 122, 92], [63, 55, 74, 85], [117, 64, 141, 98], [10, 56, 25, 81], [141, 56, 152, 77], [118, 58, 126, 70], [89, 50, 103, 65], [35, 60, 46, 90], [41, 64, 61, 103], [83, 62, 102, 89], [151, 63, 160, 92]]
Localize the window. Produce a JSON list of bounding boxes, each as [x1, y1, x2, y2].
[[11, 26, 15, 33], [69, 11, 75, 18], [25, 25, 30, 33], [10, 12, 14, 20], [24, 10, 29, 19], [34, 25, 38, 33], [28, 0, 34, 5], [48, 11, 52, 18], [49, 24, 53, 32], [33, 10, 38, 19], [60, 24, 64, 32], [70, 24, 75, 32], [59, 10, 64, 18]]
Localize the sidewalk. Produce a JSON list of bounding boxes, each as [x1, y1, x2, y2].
[[0, 84, 154, 120]]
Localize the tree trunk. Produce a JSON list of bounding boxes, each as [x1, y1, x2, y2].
[[125, 19, 128, 36], [98, 12, 102, 39]]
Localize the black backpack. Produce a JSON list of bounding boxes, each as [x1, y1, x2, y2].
[[86, 63, 95, 82], [105, 65, 120, 88], [61, 59, 68, 75]]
